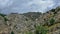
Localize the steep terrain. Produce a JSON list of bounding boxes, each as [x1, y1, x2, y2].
[[22, 12, 42, 21], [0, 6, 60, 34]]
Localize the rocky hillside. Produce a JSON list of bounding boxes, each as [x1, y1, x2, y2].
[[0, 6, 60, 34], [22, 12, 42, 21]]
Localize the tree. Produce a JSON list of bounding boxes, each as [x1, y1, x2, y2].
[[11, 31, 14, 34]]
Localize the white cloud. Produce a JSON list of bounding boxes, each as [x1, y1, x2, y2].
[[0, 0, 60, 14], [0, 0, 13, 8], [22, 0, 55, 13]]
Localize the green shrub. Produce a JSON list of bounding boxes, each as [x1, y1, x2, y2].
[[11, 31, 14, 34], [50, 9, 55, 12], [49, 18, 55, 26], [25, 31, 33, 34], [4, 17, 8, 21], [35, 25, 48, 34], [25, 18, 28, 21], [0, 13, 8, 21], [24, 24, 48, 34], [0, 13, 6, 17]]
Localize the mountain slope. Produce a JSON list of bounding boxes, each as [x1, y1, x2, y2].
[[0, 6, 60, 34]]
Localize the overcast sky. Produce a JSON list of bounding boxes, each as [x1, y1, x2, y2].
[[0, 0, 60, 14]]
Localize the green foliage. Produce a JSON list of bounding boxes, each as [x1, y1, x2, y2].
[[49, 18, 55, 26], [24, 24, 48, 34], [25, 18, 28, 21], [0, 13, 6, 17], [4, 17, 9, 25], [50, 9, 55, 12], [4, 17, 8, 21], [11, 31, 14, 34], [0, 13, 8, 21], [25, 31, 33, 34], [0, 13, 9, 25], [35, 25, 48, 34], [56, 6, 60, 11]]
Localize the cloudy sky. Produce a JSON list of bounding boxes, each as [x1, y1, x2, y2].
[[0, 0, 60, 14]]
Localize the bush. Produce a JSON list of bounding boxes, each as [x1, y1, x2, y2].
[[0, 13, 6, 17], [11, 31, 14, 34], [4, 17, 8, 21], [35, 25, 48, 34], [49, 18, 55, 26], [0, 13, 8, 21], [24, 24, 48, 34], [50, 9, 55, 12], [25, 31, 33, 34]]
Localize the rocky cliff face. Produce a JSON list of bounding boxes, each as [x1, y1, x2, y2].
[[0, 14, 36, 34], [0, 6, 60, 34]]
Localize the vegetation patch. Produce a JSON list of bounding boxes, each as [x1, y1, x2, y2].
[[49, 18, 55, 26], [35, 25, 48, 34], [11, 31, 14, 34]]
